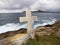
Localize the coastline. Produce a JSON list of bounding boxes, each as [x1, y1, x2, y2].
[[0, 20, 60, 45], [0, 20, 60, 40]]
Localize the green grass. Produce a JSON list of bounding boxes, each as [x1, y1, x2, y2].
[[25, 34, 60, 45]]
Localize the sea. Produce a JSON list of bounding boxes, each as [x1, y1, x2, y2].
[[0, 12, 60, 34]]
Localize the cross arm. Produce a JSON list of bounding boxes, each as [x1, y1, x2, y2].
[[19, 17, 27, 22], [32, 16, 38, 21]]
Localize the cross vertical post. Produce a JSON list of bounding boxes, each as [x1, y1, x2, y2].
[[19, 8, 38, 39]]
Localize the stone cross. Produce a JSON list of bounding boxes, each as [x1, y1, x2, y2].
[[19, 9, 37, 39]]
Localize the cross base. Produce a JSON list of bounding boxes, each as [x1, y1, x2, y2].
[[28, 32, 35, 39], [27, 29, 35, 39]]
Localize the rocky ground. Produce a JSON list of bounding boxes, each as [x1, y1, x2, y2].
[[0, 20, 60, 40], [35, 20, 60, 38], [0, 28, 27, 40], [25, 20, 60, 45], [0, 20, 60, 41]]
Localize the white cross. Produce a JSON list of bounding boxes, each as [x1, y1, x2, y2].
[[19, 9, 38, 39]]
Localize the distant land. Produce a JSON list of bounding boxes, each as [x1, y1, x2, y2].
[[22, 10, 60, 13]]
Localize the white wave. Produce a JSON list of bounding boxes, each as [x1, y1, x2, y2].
[[0, 18, 57, 34], [34, 18, 56, 28], [0, 23, 27, 34]]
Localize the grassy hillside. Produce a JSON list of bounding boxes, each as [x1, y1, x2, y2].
[[25, 34, 60, 45]]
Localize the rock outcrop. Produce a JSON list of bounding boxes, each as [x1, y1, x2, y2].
[[35, 20, 60, 38], [0, 28, 27, 40], [0, 20, 60, 45], [35, 26, 54, 37]]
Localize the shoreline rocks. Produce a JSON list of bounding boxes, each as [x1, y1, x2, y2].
[[0, 20, 60, 39], [35, 20, 60, 38], [0, 20, 60, 45], [35, 26, 54, 36], [0, 28, 27, 40]]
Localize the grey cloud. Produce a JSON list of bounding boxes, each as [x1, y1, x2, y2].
[[30, 0, 60, 11], [0, 0, 35, 9], [0, 0, 60, 12]]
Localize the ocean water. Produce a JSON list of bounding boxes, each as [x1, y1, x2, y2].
[[0, 13, 60, 34]]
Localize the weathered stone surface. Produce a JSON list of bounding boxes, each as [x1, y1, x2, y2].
[[56, 31, 60, 38], [58, 28, 60, 31], [0, 28, 27, 40], [35, 20, 60, 37], [35, 26, 54, 36], [0, 34, 30, 45]]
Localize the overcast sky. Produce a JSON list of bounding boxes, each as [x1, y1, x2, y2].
[[0, 0, 60, 13]]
